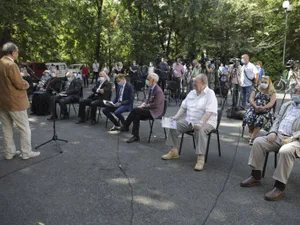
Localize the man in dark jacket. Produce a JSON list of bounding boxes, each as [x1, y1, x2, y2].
[[76, 72, 112, 125], [48, 72, 82, 120], [103, 74, 134, 131], [120, 73, 165, 143]]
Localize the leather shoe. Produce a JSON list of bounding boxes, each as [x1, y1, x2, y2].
[[76, 118, 85, 124], [5, 151, 21, 160], [126, 136, 140, 143], [240, 176, 261, 187], [90, 120, 97, 125], [120, 126, 129, 132], [264, 188, 284, 201]]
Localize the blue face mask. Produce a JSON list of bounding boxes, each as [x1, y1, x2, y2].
[[68, 77, 73, 82], [241, 58, 245, 64], [292, 94, 300, 103], [260, 83, 268, 89], [145, 80, 150, 86], [118, 81, 123, 86]]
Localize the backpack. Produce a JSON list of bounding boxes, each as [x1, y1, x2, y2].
[[226, 106, 246, 120]]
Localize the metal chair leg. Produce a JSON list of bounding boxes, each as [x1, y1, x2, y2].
[[205, 133, 211, 163], [192, 135, 196, 149], [179, 133, 184, 155], [148, 120, 154, 143], [105, 117, 109, 128], [241, 125, 245, 137], [72, 104, 77, 115], [163, 128, 167, 139], [262, 152, 269, 178], [216, 130, 221, 157], [274, 152, 278, 168]]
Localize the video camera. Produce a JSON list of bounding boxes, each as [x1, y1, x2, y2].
[[286, 59, 299, 70], [229, 58, 241, 68]]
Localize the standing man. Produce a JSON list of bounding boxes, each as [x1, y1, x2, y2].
[[91, 60, 99, 84], [0, 42, 40, 160], [240, 54, 258, 108], [190, 59, 201, 90], [161, 74, 217, 171], [120, 73, 165, 143]]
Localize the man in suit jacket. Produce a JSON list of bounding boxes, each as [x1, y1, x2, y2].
[[240, 84, 300, 201], [48, 72, 83, 120], [76, 71, 112, 125], [103, 74, 134, 131], [0, 42, 40, 160], [120, 73, 165, 143]]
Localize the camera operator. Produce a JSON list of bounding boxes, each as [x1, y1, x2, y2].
[[229, 59, 242, 107]]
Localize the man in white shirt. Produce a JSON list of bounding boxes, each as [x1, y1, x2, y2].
[[91, 60, 99, 84], [162, 74, 218, 171], [240, 54, 258, 107]]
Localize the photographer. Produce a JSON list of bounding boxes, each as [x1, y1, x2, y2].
[[229, 59, 242, 107]]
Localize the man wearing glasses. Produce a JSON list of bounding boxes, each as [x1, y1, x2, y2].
[[240, 84, 300, 201], [161, 74, 218, 171], [0, 42, 40, 160]]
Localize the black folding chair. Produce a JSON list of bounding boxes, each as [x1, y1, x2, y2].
[[142, 100, 168, 143], [262, 151, 278, 178], [178, 98, 225, 163]]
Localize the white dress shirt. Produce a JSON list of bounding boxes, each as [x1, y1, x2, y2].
[[181, 86, 218, 128], [240, 62, 258, 87]]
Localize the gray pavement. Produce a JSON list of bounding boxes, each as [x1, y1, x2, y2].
[[1, 89, 300, 225]]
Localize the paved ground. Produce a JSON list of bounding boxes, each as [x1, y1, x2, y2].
[[0, 87, 300, 225]]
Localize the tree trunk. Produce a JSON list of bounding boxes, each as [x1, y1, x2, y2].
[[95, 0, 103, 64]]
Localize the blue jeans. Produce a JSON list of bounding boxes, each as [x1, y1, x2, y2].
[[103, 105, 131, 126], [241, 86, 252, 107]]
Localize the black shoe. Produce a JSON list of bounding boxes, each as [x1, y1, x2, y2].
[[120, 125, 129, 132], [126, 136, 140, 143], [47, 116, 58, 121], [90, 119, 96, 125], [76, 118, 85, 124], [61, 114, 69, 120]]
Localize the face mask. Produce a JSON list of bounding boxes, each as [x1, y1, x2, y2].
[[51, 73, 56, 77], [241, 59, 246, 64], [145, 80, 150, 86], [292, 94, 300, 103], [118, 81, 123, 86], [260, 83, 268, 89], [98, 77, 105, 83], [67, 77, 73, 82]]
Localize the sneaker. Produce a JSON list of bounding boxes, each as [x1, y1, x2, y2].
[[22, 151, 40, 160], [162, 148, 179, 160], [194, 155, 205, 171], [5, 151, 21, 160], [110, 126, 121, 131]]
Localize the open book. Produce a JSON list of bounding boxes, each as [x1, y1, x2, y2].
[[103, 100, 116, 107], [161, 117, 177, 129]]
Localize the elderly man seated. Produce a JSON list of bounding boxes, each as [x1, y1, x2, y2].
[[120, 73, 165, 143], [162, 74, 218, 171], [47, 72, 82, 120], [76, 71, 111, 125], [240, 84, 300, 201]]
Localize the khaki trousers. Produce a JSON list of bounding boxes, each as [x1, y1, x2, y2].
[[0, 110, 32, 158], [248, 136, 300, 184], [166, 119, 214, 155]]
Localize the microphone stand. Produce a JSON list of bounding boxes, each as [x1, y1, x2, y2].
[[35, 79, 68, 152]]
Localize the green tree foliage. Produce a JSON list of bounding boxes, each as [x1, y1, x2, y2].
[[0, 0, 299, 78]]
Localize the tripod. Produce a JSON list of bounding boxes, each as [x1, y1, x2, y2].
[[35, 83, 68, 152]]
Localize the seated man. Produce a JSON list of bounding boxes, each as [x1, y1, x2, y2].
[[48, 72, 82, 120], [120, 73, 165, 143], [240, 84, 300, 201], [76, 71, 111, 125], [103, 74, 134, 131], [162, 74, 218, 171]]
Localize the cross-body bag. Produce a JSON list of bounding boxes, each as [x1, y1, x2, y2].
[[244, 67, 255, 85]]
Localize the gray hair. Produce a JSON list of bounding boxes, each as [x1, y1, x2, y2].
[[147, 73, 159, 83], [195, 73, 208, 84], [2, 42, 18, 55]]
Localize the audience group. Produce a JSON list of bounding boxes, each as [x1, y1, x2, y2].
[[1, 41, 299, 203]]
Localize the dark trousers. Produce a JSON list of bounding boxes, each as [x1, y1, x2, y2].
[[124, 107, 153, 137], [50, 95, 79, 117], [91, 72, 98, 84], [232, 84, 240, 107], [78, 98, 104, 120], [83, 75, 89, 87], [103, 105, 130, 126], [158, 79, 166, 92]]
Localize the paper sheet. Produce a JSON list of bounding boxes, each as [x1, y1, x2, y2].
[[161, 117, 177, 129]]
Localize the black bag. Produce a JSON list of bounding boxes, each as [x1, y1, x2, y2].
[[226, 106, 246, 120]]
